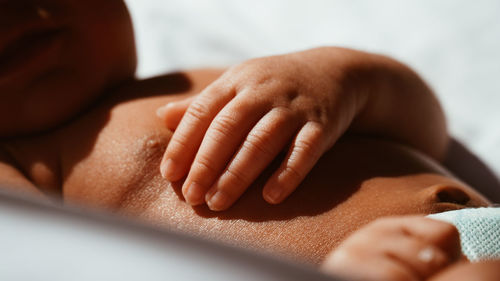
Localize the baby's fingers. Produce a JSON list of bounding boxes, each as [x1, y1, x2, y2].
[[156, 96, 195, 130], [161, 85, 234, 182], [204, 108, 300, 211], [377, 236, 452, 280], [263, 121, 326, 204], [180, 97, 267, 205]]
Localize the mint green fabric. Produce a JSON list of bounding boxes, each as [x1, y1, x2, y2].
[[428, 207, 500, 262]]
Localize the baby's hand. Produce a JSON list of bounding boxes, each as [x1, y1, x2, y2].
[[321, 216, 462, 281], [156, 50, 363, 211]]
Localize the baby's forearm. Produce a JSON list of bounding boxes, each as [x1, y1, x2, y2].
[[298, 47, 448, 161]]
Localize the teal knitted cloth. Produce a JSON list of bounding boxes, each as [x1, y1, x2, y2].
[[428, 207, 500, 262]]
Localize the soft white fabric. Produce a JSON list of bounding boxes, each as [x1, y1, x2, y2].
[[428, 208, 500, 262], [124, 0, 500, 181]]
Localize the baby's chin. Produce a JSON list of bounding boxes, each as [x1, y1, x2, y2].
[[0, 51, 137, 138]]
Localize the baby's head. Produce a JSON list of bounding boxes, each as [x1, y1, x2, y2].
[[0, 0, 136, 136]]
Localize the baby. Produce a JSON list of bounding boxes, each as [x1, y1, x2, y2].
[[0, 0, 497, 279]]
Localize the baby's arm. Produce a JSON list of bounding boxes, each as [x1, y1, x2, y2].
[[321, 216, 462, 281], [157, 47, 447, 211]]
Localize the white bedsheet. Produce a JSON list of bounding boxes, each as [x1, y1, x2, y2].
[[124, 0, 500, 177]]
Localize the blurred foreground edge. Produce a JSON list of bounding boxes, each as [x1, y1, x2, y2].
[[0, 188, 344, 281]]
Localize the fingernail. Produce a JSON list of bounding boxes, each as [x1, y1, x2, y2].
[[184, 182, 204, 205], [206, 190, 229, 211], [156, 103, 174, 118], [418, 247, 437, 263], [156, 106, 167, 118], [264, 188, 282, 204], [160, 158, 175, 179]]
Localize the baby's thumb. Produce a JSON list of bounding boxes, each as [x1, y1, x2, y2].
[[156, 96, 194, 130]]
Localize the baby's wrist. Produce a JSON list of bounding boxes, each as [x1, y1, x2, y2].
[[316, 46, 448, 160]]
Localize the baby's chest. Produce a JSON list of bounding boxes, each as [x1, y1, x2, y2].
[[60, 102, 174, 212]]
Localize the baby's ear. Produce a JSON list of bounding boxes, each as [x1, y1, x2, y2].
[[156, 97, 194, 130]]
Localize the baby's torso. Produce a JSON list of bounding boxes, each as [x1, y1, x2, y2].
[[2, 70, 475, 265]]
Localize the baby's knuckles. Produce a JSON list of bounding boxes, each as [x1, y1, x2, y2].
[[227, 58, 279, 88], [232, 55, 313, 90], [184, 96, 216, 125], [229, 55, 338, 122]]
